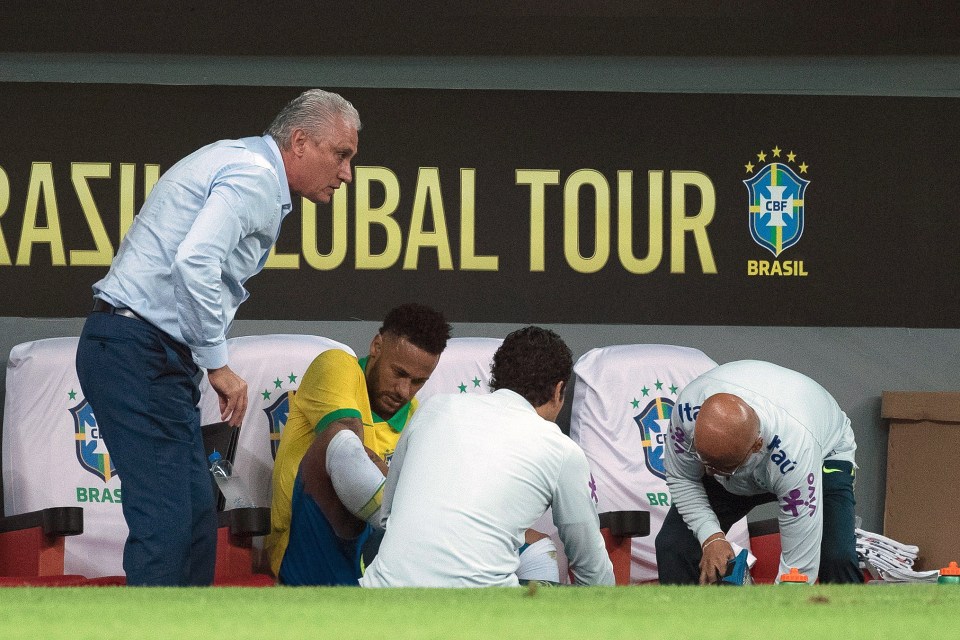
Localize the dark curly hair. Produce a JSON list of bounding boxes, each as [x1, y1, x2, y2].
[[379, 303, 451, 355], [490, 326, 572, 407]]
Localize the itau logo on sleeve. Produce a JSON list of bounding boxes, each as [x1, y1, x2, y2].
[[743, 146, 810, 277]]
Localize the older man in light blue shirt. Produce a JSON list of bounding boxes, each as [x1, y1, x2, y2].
[[75, 89, 360, 586]]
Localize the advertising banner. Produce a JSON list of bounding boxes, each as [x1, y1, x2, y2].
[[0, 83, 956, 326]]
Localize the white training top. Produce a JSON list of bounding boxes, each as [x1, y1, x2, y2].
[[360, 389, 614, 587], [664, 360, 857, 583]]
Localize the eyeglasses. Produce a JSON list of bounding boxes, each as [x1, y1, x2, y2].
[[683, 433, 760, 478]]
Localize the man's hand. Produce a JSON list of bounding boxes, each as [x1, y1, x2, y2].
[[207, 365, 248, 427], [699, 534, 735, 585]]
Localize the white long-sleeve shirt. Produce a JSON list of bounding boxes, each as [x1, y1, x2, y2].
[[93, 135, 291, 369], [360, 389, 614, 587], [664, 360, 856, 583]]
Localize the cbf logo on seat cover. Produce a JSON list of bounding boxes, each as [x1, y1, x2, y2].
[[264, 392, 290, 460], [744, 157, 809, 257], [70, 399, 116, 482], [634, 396, 675, 480]]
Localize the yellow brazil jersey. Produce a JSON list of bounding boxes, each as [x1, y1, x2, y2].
[[265, 349, 417, 576]]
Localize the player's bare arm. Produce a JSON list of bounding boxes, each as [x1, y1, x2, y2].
[[301, 417, 369, 539]]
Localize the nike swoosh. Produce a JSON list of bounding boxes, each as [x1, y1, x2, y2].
[[822, 468, 845, 474]]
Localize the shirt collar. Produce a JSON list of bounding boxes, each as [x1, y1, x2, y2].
[[492, 388, 539, 414], [359, 356, 414, 432], [261, 134, 293, 214]]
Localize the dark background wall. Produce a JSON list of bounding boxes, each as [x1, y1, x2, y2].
[[3, 2, 958, 57], [1, 3, 958, 531]]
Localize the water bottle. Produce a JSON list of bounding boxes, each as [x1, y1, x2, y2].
[[938, 561, 960, 585], [779, 567, 809, 585], [208, 451, 255, 509]]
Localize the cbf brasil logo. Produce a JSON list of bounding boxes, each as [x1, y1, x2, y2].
[[70, 399, 116, 482], [260, 371, 301, 459], [264, 392, 289, 459], [743, 147, 810, 258], [630, 381, 679, 480]]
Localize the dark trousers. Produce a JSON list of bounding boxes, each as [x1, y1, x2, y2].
[[75, 310, 217, 586], [655, 460, 863, 584]]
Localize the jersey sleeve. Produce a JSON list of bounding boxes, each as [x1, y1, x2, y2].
[[664, 410, 722, 543], [552, 447, 615, 586], [294, 349, 364, 433], [772, 440, 825, 583]]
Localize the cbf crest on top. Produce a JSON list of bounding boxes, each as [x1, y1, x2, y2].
[[70, 399, 116, 482], [743, 148, 809, 258], [635, 395, 675, 481]]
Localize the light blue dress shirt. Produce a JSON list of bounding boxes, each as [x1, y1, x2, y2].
[[94, 135, 292, 370]]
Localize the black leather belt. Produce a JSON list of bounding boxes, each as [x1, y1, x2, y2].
[[92, 298, 145, 322]]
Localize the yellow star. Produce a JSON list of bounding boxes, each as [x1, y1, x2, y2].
[[799, 162, 809, 173], [757, 150, 767, 162], [772, 146, 781, 157], [787, 151, 796, 162], [744, 161, 755, 173]]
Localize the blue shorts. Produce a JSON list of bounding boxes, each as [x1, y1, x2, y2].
[[278, 468, 372, 586]]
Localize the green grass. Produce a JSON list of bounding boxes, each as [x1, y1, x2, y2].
[[1, 585, 958, 640]]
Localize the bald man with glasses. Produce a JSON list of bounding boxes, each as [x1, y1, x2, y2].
[[656, 360, 863, 585]]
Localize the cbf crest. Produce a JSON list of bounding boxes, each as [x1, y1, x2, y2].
[[633, 395, 675, 480], [258, 370, 303, 459], [70, 399, 116, 482], [264, 392, 290, 460], [744, 149, 810, 257]]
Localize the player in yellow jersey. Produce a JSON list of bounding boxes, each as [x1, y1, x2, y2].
[[266, 303, 450, 584]]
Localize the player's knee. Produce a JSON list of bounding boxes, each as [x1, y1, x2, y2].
[[524, 528, 550, 545], [654, 528, 667, 554], [654, 518, 688, 560], [517, 537, 559, 583]]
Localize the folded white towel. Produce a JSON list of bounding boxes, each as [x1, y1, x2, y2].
[[855, 528, 939, 583]]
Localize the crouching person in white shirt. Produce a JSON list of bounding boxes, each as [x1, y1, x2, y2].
[[656, 360, 863, 585], [360, 326, 615, 587]]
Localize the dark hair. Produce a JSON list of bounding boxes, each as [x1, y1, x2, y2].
[[379, 303, 451, 355], [490, 326, 572, 407]]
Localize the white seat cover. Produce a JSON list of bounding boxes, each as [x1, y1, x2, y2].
[[415, 337, 503, 403], [197, 334, 355, 509], [3, 337, 126, 577]]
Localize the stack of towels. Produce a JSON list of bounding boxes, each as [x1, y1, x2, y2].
[[855, 528, 940, 583]]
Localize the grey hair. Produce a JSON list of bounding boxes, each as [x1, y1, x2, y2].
[[265, 89, 361, 150]]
